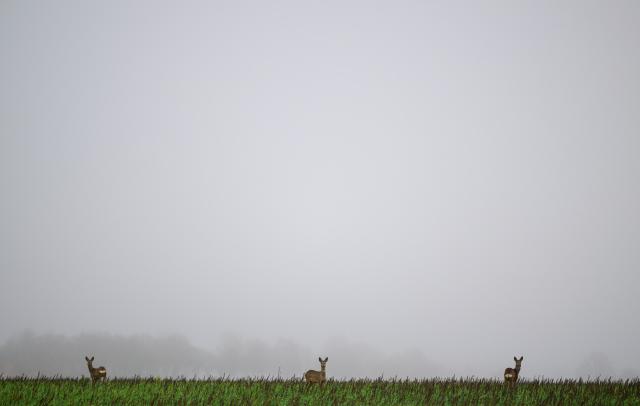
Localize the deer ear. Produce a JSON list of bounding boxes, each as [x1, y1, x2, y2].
[[519, 356, 524, 361], [318, 357, 322, 362], [85, 356, 89, 361], [90, 357, 94, 361], [514, 356, 518, 361], [324, 357, 328, 362]]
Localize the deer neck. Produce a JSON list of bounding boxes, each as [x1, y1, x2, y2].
[[321, 366, 326, 376], [514, 365, 521, 375]]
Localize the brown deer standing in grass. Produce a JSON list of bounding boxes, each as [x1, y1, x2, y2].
[[304, 357, 328, 385], [85, 356, 107, 384], [504, 356, 523, 384]]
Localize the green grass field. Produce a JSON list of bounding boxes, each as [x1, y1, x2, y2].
[[1, 377, 639, 405]]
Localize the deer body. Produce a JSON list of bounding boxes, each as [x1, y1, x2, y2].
[[85, 356, 107, 384], [304, 357, 328, 384], [504, 356, 523, 383]]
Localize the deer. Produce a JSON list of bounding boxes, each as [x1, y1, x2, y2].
[[85, 356, 107, 384], [304, 357, 328, 385], [504, 356, 523, 384]]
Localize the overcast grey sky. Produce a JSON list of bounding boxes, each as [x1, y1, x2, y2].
[[1, 1, 639, 378]]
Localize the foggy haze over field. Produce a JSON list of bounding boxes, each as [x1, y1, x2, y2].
[[1, 1, 639, 379]]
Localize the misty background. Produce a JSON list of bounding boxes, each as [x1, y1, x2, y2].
[[1, 1, 639, 379]]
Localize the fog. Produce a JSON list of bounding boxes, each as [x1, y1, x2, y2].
[[1, 332, 636, 379], [1, 1, 639, 379], [0, 332, 447, 379]]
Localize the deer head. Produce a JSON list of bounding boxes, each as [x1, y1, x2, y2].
[[318, 357, 328, 370], [513, 356, 523, 370]]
